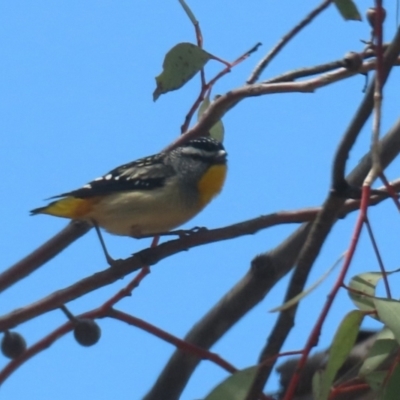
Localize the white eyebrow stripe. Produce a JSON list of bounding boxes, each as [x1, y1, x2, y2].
[[180, 147, 219, 157]]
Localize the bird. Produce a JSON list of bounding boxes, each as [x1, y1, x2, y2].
[[31, 136, 227, 261]]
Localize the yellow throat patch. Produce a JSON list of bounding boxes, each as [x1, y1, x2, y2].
[[197, 164, 227, 209]]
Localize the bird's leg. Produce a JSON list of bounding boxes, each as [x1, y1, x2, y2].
[[91, 220, 116, 266]]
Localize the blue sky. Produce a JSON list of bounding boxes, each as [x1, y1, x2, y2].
[[1, 1, 400, 399]]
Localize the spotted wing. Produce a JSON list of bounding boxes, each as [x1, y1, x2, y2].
[[52, 153, 174, 199]]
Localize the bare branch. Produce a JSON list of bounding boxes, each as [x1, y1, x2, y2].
[[366, 1, 385, 185], [0, 220, 91, 293], [332, 26, 400, 191], [266, 27, 400, 400], [143, 223, 313, 400], [0, 182, 398, 333], [247, 0, 334, 84], [264, 31, 400, 399], [143, 118, 400, 400], [164, 56, 400, 153], [7, 54, 398, 298], [265, 46, 382, 84]]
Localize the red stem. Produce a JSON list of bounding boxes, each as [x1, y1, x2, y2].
[[283, 186, 370, 400]]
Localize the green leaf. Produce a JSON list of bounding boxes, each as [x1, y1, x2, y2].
[[178, 0, 197, 25], [374, 298, 400, 345], [347, 269, 400, 313], [312, 370, 323, 400], [382, 362, 400, 400], [364, 370, 387, 392], [359, 327, 397, 376], [348, 273, 378, 312], [153, 43, 212, 101], [334, 0, 362, 21], [313, 310, 363, 400], [198, 97, 224, 143], [204, 366, 258, 400], [270, 253, 343, 312]]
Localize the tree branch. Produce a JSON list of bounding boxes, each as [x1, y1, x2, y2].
[[246, 24, 400, 394], [247, 0, 334, 83], [164, 56, 400, 153], [144, 118, 400, 400], [332, 26, 400, 191], [7, 53, 398, 299], [0, 197, 386, 331], [0, 220, 91, 293]]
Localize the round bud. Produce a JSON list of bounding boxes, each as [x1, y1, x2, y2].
[[366, 7, 386, 28], [73, 319, 101, 347], [1, 331, 27, 359]]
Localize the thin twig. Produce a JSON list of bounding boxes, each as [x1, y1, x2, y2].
[[247, 0, 334, 84], [109, 308, 239, 373], [364, 216, 391, 298], [0, 321, 73, 384], [244, 198, 345, 400], [380, 172, 400, 211], [0, 220, 91, 293], [0, 305, 238, 386], [178, 0, 207, 112], [111, 309, 288, 400], [276, 28, 400, 398], [244, 119, 400, 399], [333, 26, 400, 191], [253, 30, 400, 399], [276, 28, 400, 399], [12, 44, 400, 298], [166, 56, 400, 153], [1, 184, 399, 333], [180, 43, 261, 133], [365, 1, 385, 186], [144, 118, 400, 400], [9, 56, 398, 295], [264, 46, 382, 84], [143, 222, 314, 400], [282, 186, 371, 400]]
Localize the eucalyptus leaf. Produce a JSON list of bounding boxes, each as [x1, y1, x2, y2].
[[313, 310, 363, 400], [359, 327, 397, 376], [334, 0, 362, 21], [153, 43, 212, 100], [198, 97, 224, 143], [204, 366, 258, 400]]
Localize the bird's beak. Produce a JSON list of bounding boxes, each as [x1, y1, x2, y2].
[[214, 150, 227, 163]]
